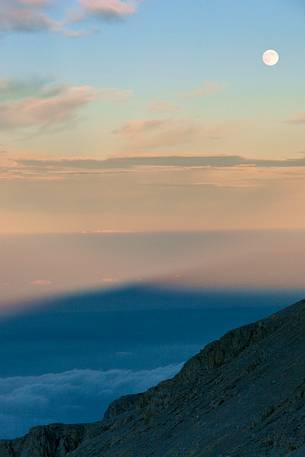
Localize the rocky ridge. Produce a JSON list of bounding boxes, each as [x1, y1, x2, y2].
[[1, 298, 305, 456]]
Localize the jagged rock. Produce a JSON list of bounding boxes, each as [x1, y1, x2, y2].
[[2, 298, 305, 456]]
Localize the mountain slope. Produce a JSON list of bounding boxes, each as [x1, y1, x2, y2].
[[2, 298, 305, 457]]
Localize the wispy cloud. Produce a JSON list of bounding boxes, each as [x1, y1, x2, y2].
[[181, 80, 224, 98], [115, 118, 228, 150], [0, 85, 97, 129], [0, 78, 49, 100], [149, 101, 181, 114], [115, 119, 167, 136], [287, 112, 305, 125], [0, 79, 132, 130], [77, 0, 138, 21], [30, 279, 52, 286], [98, 88, 133, 101], [0, 0, 141, 36], [0, 0, 60, 34]]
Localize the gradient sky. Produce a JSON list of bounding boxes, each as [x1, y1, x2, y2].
[[2, 231, 305, 306], [2, 3, 305, 439], [0, 0, 305, 233]]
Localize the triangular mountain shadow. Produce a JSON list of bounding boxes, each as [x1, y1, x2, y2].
[[2, 297, 305, 456]]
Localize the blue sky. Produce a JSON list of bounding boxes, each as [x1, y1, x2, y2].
[[0, 0, 305, 233], [2, 0, 304, 91]]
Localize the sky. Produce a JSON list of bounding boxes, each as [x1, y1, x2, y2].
[[1, 1, 305, 303], [0, 0, 304, 234], [2, 231, 305, 305], [1, 3, 305, 436]]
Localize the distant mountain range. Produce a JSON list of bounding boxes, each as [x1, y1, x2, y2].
[[1, 295, 305, 456]]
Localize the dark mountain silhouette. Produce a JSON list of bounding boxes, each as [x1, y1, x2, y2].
[[1, 285, 292, 378], [2, 297, 305, 456], [5, 284, 299, 314]]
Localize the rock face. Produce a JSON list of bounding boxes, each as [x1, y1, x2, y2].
[[2, 298, 305, 456]]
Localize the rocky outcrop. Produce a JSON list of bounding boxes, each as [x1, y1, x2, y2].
[[0, 424, 87, 457], [2, 298, 305, 456]]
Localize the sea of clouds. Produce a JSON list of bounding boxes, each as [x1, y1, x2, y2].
[[0, 364, 182, 439]]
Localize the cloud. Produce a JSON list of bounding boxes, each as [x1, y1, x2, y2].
[[0, 78, 50, 100], [115, 118, 228, 150], [149, 101, 181, 114], [0, 0, 60, 34], [4, 153, 305, 186], [0, 364, 181, 439], [78, 0, 138, 21], [0, 85, 97, 129], [66, 1, 140, 35], [5, 154, 305, 183], [182, 80, 224, 98], [101, 277, 119, 284], [0, 79, 131, 130], [287, 112, 305, 125], [30, 279, 52, 286], [0, 0, 140, 36], [98, 88, 133, 101], [18, 155, 246, 170], [19, 0, 48, 4], [116, 119, 167, 136]]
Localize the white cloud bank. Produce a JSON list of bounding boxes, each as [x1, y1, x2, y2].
[[0, 364, 182, 439]]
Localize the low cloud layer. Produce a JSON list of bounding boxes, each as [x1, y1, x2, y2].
[[0, 364, 181, 439], [14, 154, 305, 174], [3, 154, 305, 189]]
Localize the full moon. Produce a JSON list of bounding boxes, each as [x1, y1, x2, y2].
[[262, 49, 280, 66]]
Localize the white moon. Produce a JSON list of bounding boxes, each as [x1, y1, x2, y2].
[[262, 49, 280, 66]]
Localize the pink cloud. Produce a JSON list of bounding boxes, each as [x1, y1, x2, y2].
[[182, 80, 224, 98], [79, 0, 138, 20], [149, 101, 181, 114], [116, 119, 167, 136], [287, 113, 305, 125], [0, 85, 97, 129], [0, 0, 141, 35], [0, 81, 131, 130], [18, 0, 49, 5], [98, 88, 133, 101], [115, 118, 228, 151], [0, 0, 59, 33], [101, 277, 119, 284], [31, 279, 52, 286]]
